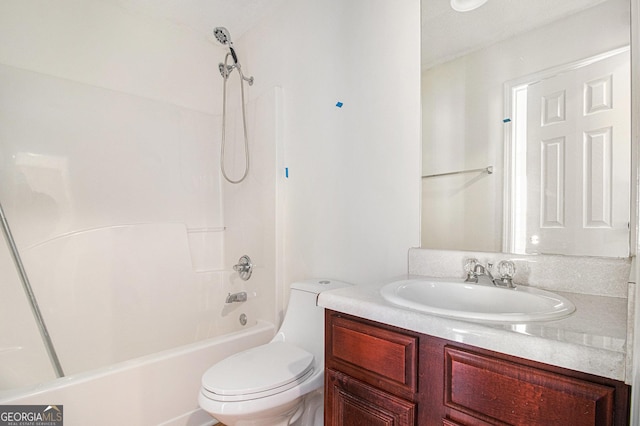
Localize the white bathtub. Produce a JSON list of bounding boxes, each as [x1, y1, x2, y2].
[[0, 320, 275, 426]]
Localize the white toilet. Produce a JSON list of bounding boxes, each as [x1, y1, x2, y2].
[[198, 279, 350, 426]]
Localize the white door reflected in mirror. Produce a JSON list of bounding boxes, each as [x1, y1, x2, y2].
[[505, 48, 630, 257]]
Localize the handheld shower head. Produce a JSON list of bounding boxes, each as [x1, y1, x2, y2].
[[213, 27, 238, 63], [215, 27, 255, 184], [213, 27, 232, 45]]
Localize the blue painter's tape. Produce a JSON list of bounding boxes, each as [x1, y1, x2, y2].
[[503, 118, 511, 123], [336, 101, 343, 108], [285, 167, 289, 178]]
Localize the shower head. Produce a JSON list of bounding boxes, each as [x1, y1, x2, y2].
[[213, 27, 232, 46], [213, 27, 238, 63]]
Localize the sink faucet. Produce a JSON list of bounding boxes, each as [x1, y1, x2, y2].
[[468, 262, 497, 286], [464, 259, 516, 288], [226, 291, 247, 304]]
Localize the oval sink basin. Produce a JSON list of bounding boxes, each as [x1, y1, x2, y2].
[[380, 278, 575, 323]]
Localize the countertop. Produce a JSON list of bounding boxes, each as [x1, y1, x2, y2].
[[318, 275, 629, 382]]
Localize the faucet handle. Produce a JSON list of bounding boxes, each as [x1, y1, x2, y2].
[[464, 258, 478, 282], [497, 260, 516, 278], [464, 258, 478, 273], [496, 260, 516, 288], [233, 255, 253, 281]]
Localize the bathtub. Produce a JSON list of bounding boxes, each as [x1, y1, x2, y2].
[[0, 319, 275, 426]]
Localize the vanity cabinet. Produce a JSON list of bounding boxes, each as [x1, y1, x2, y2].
[[324, 310, 630, 426]]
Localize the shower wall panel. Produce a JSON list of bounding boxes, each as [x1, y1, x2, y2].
[[0, 238, 55, 392], [222, 86, 282, 327], [0, 63, 227, 380], [0, 64, 222, 244]]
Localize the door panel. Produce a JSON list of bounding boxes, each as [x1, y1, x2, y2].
[[525, 50, 630, 256]]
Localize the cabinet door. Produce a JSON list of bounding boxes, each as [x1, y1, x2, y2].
[[326, 313, 418, 398], [444, 346, 616, 426], [326, 369, 416, 426]]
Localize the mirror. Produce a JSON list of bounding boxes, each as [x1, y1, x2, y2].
[[420, 0, 631, 257]]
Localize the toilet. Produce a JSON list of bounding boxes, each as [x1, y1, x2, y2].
[[198, 279, 351, 426]]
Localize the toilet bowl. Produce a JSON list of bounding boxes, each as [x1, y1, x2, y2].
[[198, 279, 351, 426]]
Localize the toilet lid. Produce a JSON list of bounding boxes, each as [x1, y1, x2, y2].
[[202, 341, 314, 400]]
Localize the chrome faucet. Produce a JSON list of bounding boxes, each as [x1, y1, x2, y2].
[[466, 262, 496, 286], [225, 291, 247, 304], [233, 255, 253, 281], [464, 259, 516, 288]]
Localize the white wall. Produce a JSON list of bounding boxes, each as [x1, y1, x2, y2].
[[421, 0, 630, 252], [242, 0, 422, 298]]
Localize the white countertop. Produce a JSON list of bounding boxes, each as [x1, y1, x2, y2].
[[318, 275, 629, 382]]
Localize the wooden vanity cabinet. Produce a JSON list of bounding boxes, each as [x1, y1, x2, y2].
[[324, 310, 630, 426]]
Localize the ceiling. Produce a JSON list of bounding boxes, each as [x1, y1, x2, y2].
[[102, 0, 609, 69], [421, 0, 609, 69], [102, 0, 286, 42]]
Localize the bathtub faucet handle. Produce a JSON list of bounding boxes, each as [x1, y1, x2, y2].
[[233, 255, 253, 281]]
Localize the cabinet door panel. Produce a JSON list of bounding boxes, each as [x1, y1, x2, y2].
[[445, 346, 615, 426], [327, 313, 417, 396], [326, 369, 415, 426]]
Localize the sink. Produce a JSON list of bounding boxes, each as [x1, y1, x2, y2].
[[380, 278, 575, 323]]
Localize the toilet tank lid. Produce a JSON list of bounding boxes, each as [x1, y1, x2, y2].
[[290, 279, 353, 294]]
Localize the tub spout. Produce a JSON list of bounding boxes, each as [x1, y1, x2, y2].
[[226, 292, 247, 304]]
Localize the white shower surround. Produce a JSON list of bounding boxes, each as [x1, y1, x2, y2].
[[0, 55, 282, 390]]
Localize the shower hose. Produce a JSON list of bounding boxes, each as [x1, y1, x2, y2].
[[220, 52, 251, 184]]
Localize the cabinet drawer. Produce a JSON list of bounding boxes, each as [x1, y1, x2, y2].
[[326, 313, 418, 394], [444, 346, 616, 426]]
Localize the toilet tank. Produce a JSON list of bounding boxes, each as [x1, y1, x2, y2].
[[271, 279, 351, 365]]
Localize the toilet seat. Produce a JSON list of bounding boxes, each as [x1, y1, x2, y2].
[[201, 341, 314, 402]]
